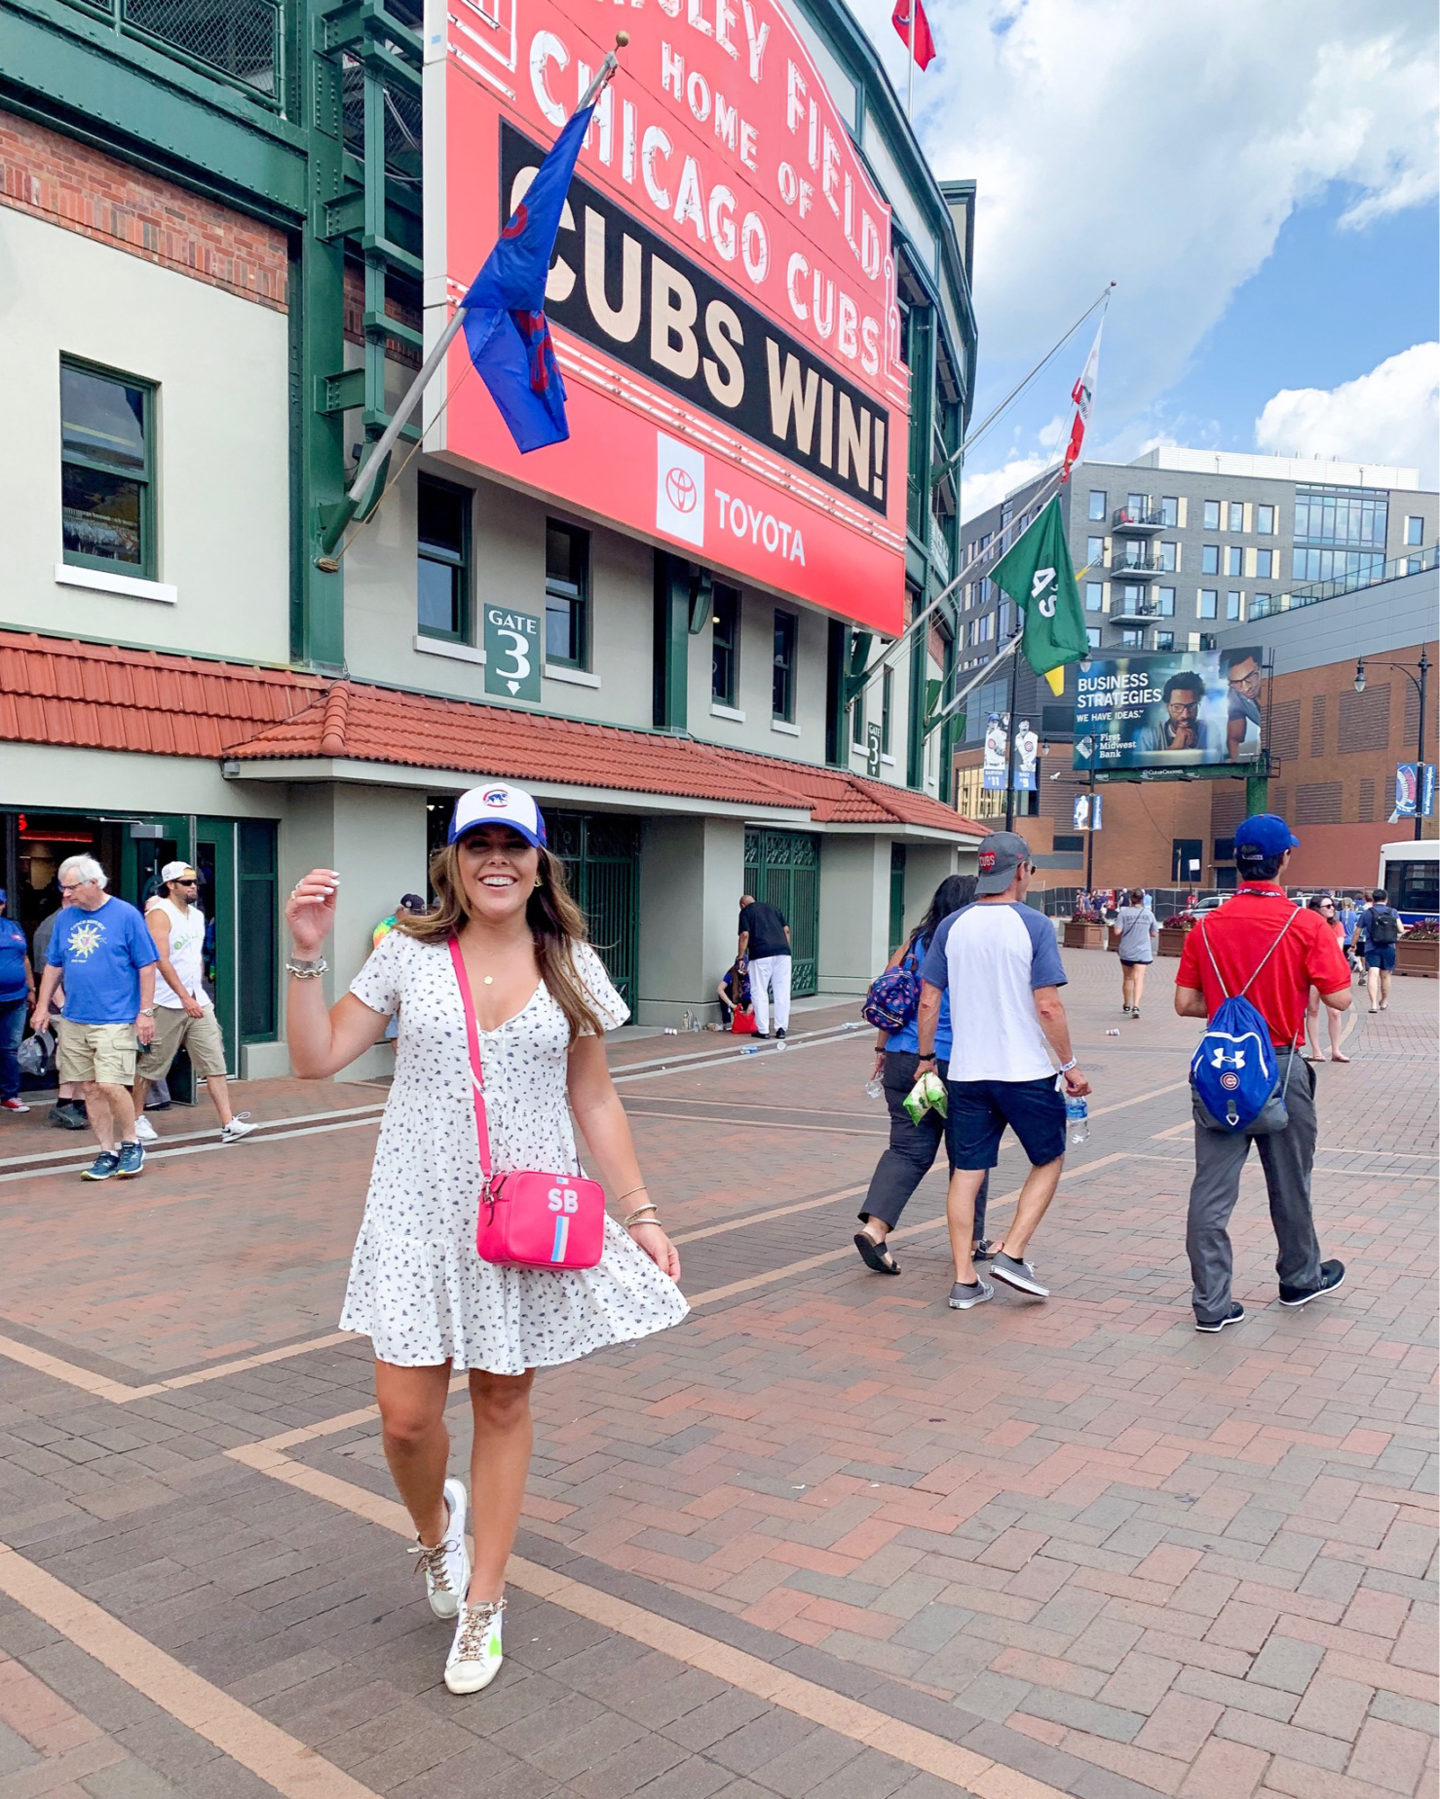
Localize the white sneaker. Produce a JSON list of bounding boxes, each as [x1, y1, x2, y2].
[[444, 1594, 505, 1695], [409, 1478, 469, 1621], [219, 1115, 257, 1144], [133, 1116, 158, 1144]]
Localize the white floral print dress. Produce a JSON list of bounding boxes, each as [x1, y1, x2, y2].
[[339, 929, 689, 1373]]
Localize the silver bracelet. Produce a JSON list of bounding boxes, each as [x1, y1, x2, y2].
[[285, 957, 328, 979]]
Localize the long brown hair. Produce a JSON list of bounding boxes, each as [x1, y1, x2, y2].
[[398, 840, 605, 1041]]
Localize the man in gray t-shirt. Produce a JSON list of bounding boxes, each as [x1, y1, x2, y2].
[[1110, 889, 1158, 1020]]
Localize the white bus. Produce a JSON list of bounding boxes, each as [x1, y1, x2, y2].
[[1377, 840, 1440, 924]]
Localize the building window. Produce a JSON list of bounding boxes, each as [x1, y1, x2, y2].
[[1255, 547, 1273, 578], [1226, 544, 1243, 576], [711, 583, 740, 705], [1226, 590, 1242, 620], [1120, 583, 1143, 609], [1198, 589, 1218, 618], [60, 358, 156, 577], [1199, 632, 1217, 650], [881, 665, 893, 755], [1256, 504, 1275, 535], [1126, 492, 1146, 516], [1120, 626, 1144, 648], [1228, 501, 1244, 533], [1408, 556, 1423, 575], [1156, 630, 1174, 650], [1087, 535, 1104, 566], [1407, 515, 1424, 546], [1157, 587, 1176, 615], [1252, 592, 1272, 617], [997, 599, 1012, 637], [544, 521, 589, 666], [416, 475, 471, 641], [1201, 544, 1219, 575], [1085, 582, 1104, 612], [1086, 626, 1101, 649], [1088, 489, 1106, 521], [772, 609, 797, 720], [1160, 496, 1178, 527], [1159, 541, 1177, 571], [1202, 500, 1221, 530]]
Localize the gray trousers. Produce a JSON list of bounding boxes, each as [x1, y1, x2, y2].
[[860, 1050, 989, 1239], [1186, 1049, 1321, 1321]]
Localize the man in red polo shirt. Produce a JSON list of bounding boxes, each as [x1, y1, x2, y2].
[[1174, 814, 1351, 1331]]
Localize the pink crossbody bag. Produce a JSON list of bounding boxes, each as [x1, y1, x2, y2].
[[449, 938, 606, 1271]]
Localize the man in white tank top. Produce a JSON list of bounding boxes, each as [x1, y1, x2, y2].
[[131, 863, 257, 1145]]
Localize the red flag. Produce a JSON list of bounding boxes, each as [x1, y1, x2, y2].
[[1061, 319, 1103, 483], [892, 0, 936, 69]]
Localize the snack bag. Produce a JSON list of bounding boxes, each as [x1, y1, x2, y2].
[[903, 1070, 948, 1124]]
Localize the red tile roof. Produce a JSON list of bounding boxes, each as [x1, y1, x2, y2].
[[3, 633, 985, 838], [0, 632, 323, 758]]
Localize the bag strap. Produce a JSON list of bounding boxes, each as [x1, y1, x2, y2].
[[448, 938, 493, 1193], [1198, 906, 1299, 1004]]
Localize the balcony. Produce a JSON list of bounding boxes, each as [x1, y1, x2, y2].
[[1111, 503, 1166, 533], [1106, 553, 1166, 578], [1108, 595, 1172, 624]]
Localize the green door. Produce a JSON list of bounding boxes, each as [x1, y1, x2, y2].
[[889, 844, 907, 950], [549, 812, 641, 1012], [195, 818, 238, 1075], [119, 814, 191, 910], [744, 828, 821, 995]]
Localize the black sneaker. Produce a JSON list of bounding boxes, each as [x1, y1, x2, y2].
[[50, 1101, 88, 1131], [972, 1239, 995, 1261], [775, 1028, 786, 1040], [1195, 1302, 1245, 1333], [1278, 1261, 1346, 1308]]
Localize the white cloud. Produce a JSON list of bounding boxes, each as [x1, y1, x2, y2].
[[848, 0, 1437, 443], [959, 454, 1055, 520], [1255, 343, 1440, 485]]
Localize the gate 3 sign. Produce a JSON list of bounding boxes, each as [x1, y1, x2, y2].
[[424, 0, 910, 633]]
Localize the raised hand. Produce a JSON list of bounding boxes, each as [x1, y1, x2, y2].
[[285, 869, 340, 957]]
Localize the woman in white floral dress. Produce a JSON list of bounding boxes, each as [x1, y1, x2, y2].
[[285, 783, 687, 1695]]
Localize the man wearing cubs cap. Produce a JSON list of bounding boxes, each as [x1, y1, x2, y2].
[[132, 863, 257, 1146], [915, 832, 1090, 1312], [1174, 814, 1350, 1331]]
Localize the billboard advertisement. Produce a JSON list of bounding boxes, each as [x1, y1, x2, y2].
[[1073, 646, 1265, 772], [424, 0, 910, 632]]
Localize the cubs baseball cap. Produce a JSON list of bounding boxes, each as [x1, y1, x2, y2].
[[448, 783, 548, 850], [975, 831, 1030, 896], [1232, 814, 1299, 857], [161, 861, 199, 883]]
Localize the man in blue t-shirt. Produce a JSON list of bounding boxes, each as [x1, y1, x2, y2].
[[916, 833, 1091, 1312], [0, 889, 36, 1114], [31, 856, 157, 1181]]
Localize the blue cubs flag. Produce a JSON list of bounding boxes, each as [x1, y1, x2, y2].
[[460, 105, 593, 453]]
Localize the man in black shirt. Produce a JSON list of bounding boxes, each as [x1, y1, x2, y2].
[[737, 894, 792, 1039]]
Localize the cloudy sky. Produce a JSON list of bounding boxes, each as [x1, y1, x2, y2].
[[846, 0, 1439, 517]]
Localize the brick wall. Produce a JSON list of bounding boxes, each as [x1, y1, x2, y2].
[[0, 110, 287, 309]]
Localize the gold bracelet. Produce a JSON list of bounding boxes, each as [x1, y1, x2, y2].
[[623, 1205, 660, 1229], [614, 1184, 648, 1204]]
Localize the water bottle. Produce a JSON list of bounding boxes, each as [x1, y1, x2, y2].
[[865, 1076, 885, 1101], [1065, 1095, 1089, 1146]]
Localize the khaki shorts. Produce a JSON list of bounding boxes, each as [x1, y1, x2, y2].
[[136, 1004, 228, 1081], [57, 1019, 138, 1086]]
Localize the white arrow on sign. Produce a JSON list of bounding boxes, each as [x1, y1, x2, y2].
[[507, 681, 519, 694]]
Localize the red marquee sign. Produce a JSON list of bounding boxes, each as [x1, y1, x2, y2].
[[424, 0, 910, 633]]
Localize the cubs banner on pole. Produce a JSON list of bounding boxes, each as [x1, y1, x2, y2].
[[425, 0, 910, 632]]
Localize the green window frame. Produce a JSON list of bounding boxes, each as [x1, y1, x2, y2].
[[773, 609, 798, 721], [417, 474, 472, 643], [711, 583, 740, 705], [545, 520, 590, 668], [237, 820, 279, 1042], [60, 356, 156, 579], [881, 665, 893, 756]]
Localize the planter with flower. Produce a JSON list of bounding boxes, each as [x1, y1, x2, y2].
[[1396, 920, 1439, 978]]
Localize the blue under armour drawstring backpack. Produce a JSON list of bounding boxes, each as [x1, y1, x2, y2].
[[1189, 911, 1299, 1134]]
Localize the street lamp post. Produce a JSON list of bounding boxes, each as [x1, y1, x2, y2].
[[1354, 651, 1432, 841]]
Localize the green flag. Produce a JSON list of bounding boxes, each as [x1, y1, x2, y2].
[[989, 495, 1089, 679]]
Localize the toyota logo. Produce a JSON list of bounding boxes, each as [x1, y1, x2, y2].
[[664, 467, 697, 513]]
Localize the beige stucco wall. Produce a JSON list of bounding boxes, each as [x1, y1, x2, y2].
[[0, 206, 290, 664]]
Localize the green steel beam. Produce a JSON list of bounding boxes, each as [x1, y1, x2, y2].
[[0, 0, 307, 219]]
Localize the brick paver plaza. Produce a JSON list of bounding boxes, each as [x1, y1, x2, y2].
[[0, 947, 1434, 1799]]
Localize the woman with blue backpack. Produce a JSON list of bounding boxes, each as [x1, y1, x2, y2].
[[853, 874, 992, 1276]]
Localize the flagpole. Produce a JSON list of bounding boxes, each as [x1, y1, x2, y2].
[[1002, 636, 1022, 830], [906, 4, 915, 118], [316, 39, 627, 566]]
